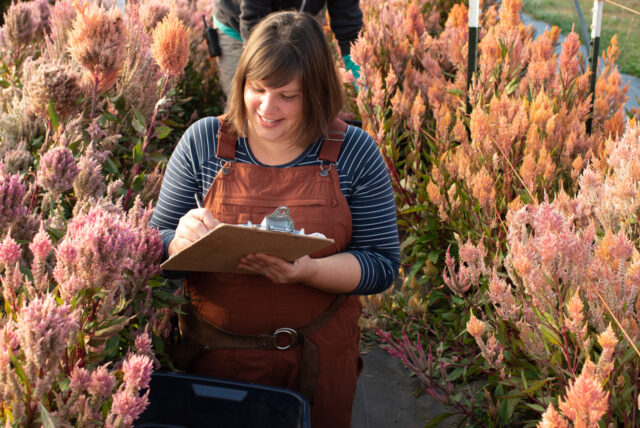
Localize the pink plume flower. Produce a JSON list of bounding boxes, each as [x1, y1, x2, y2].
[[16, 294, 78, 372], [0, 171, 27, 233], [29, 227, 52, 261], [134, 331, 153, 356], [37, 147, 79, 195], [122, 353, 153, 390], [3, 2, 38, 48], [69, 365, 91, 392], [108, 387, 150, 426], [88, 365, 115, 398], [0, 234, 21, 268]]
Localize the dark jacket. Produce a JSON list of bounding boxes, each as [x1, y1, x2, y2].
[[214, 0, 362, 56]]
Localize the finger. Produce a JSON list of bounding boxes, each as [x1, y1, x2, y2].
[[194, 208, 220, 230], [182, 213, 211, 238]]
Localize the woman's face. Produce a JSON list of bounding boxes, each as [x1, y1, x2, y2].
[[244, 77, 303, 147]]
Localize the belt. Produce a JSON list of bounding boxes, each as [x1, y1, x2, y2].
[[167, 294, 348, 403]]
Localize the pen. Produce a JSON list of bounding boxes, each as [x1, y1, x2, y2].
[[194, 192, 204, 208]]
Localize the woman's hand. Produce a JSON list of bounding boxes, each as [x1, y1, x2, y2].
[[168, 208, 220, 257], [238, 252, 361, 294], [238, 253, 316, 284]]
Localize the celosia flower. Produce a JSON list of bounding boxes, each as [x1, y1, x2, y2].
[[48, 0, 78, 58], [16, 294, 79, 379], [29, 226, 53, 293], [3, 2, 37, 49], [23, 59, 82, 121], [69, 365, 91, 392], [596, 324, 617, 382], [0, 233, 21, 269], [122, 353, 153, 390], [537, 403, 569, 428], [3, 146, 32, 174], [37, 147, 79, 195], [150, 12, 191, 77], [53, 205, 136, 297], [466, 310, 485, 338], [88, 365, 115, 398], [68, 3, 126, 94], [108, 388, 150, 426], [558, 360, 608, 426], [134, 330, 153, 355], [29, 227, 52, 261], [139, 1, 170, 32], [73, 146, 106, 201], [0, 171, 27, 234], [442, 246, 471, 296]]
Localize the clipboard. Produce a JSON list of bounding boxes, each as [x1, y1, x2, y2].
[[161, 207, 334, 274]]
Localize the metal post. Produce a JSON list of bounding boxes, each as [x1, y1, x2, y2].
[[586, 0, 603, 135], [466, 0, 479, 118], [571, 0, 591, 64]]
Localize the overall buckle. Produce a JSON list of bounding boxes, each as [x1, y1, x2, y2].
[[273, 327, 298, 350]]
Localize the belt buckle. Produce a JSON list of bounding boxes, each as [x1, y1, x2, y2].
[[273, 327, 298, 350]]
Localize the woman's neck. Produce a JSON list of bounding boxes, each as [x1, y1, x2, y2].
[[245, 128, 305, 166]]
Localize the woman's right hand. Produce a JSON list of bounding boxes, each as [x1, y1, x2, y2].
[[168, 208, 220, 257]]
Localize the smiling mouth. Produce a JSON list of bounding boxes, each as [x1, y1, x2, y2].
[[258, 113, 280, 125]]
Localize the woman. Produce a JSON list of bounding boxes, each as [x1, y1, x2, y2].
[[150, 11, 400, 427]]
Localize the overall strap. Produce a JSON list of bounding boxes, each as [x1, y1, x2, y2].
[[215, 115, 237, 160], [318, 119, 348, 163]]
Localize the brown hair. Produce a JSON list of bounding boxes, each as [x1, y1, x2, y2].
[[226, 11, 344, 146]]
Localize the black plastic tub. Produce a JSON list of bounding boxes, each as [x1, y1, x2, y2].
[[135, 372, 311, 428]]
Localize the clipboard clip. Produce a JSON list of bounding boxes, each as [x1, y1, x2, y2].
[[263, 206, 295, 233]]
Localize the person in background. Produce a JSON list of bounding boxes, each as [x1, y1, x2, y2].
[[213, 0, 362, 102], [150, 11, 399, 428]]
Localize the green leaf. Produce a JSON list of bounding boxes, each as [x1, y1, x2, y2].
[[132, 173, 146, 191], [154, 125, 173, 139], [132, 118, 146, 135], [446, 367, 465, 382], [9, 354, 28, 386], [46, 227, 65, 242], [505, 78, 519, 95], [133, 139, 144, 163], [423, 412, 453, 428], [133, 107, 147, 129], [538, 324, 562, 348], [428, 250, 439, 264], [48, 101, 59, 132], [102, 111, 117, 122], [524, 403, 547, 413], [38, 402, 56, 428], [105, 157, 120, 175]]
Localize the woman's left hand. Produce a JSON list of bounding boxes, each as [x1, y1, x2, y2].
[[237, 253, 316, 284]]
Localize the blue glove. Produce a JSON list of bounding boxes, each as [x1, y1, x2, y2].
[[343, 55, 361, 81]]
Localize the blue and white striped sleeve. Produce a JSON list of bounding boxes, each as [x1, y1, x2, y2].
[[149, 117, 219, 258], [340, 127, 400, 295]]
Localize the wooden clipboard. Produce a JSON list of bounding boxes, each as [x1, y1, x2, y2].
[[161, 224, 334, 274]]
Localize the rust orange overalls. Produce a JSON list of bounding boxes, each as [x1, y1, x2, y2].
[[185, 119, 362, 427]]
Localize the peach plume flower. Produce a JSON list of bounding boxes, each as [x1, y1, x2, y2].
[[537, 403, 569, 428], [466, 310, 485, 338], [558, 360, 609, 427], [150, 12, 191, 77], [68, 2, 126, 94]]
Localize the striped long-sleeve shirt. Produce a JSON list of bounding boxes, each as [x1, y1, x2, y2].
[[150, 117, 400, 295]]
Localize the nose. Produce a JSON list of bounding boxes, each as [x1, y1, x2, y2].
[[259, 90, 278, 114]]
